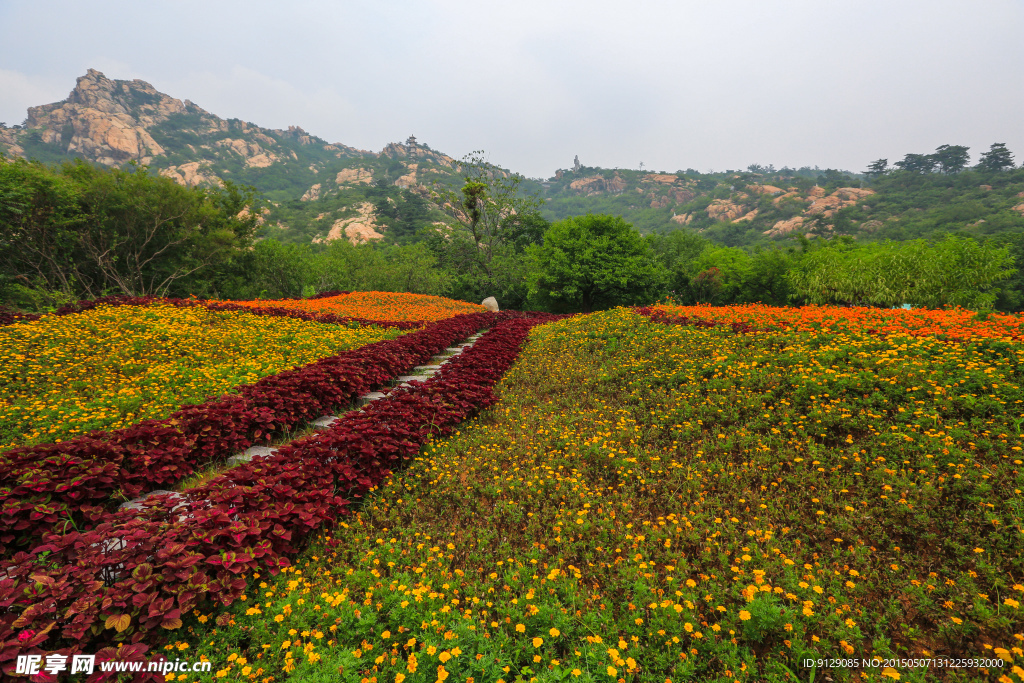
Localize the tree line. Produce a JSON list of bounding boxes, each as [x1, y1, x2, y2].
[[1, 154, 1021, 314]]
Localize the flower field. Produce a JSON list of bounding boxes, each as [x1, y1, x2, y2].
[[221, 292, 487, 323], [647, 303, 1024, 342], [0, 302, 405, 452], [171, 306, 1024, 683]]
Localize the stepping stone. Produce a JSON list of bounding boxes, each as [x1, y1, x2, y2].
[[358, 392, 387, 406], [311, 415, 339, 428], [445, 347, 464, 353], [414, 365, 442, 371], [227, 445, 278, 467], [119, 490, 184, 512], [395, 375, 425, 382]]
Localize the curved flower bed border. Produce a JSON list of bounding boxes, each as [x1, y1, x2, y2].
[[0, 311, 559, 679], [0, 307, 481, 559]]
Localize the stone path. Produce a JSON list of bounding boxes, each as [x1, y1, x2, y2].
[[118, 330, 486, 509]]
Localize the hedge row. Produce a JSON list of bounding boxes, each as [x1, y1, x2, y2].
[[0, 311, 557, 679], [0, 308, 481, 558]]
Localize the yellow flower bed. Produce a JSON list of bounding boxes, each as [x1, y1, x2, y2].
[[0, 303, 404, 451]]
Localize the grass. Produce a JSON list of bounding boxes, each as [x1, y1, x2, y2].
[[140, 308, 1024, 681]]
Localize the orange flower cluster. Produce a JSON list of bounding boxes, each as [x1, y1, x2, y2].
[[223, 292, 485, 323], [651, 303, 1024, 341]]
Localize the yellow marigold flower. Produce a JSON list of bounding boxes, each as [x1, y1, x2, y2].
[[516, 623, 526, 633], [549, 628, 560, 637], [533, 637, 543, 647], [739, 611, 752, 621]]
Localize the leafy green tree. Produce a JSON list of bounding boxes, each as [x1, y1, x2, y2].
[[432, 152, 544, 279], [893, 153, 937, 174], [309, 239, 453, 296], [741, 246, 798, 305], [526, 214, 668, 313], [977, 143, 1016, 172], [0, 156, 89, 306], [650, 230, 711, 300], [690, 247, 751, 304], [429, 151, 546, 307], [932, 144, 970, 174], [72, 162, 260, 297], [218, 239, 312, 300], [864, 158, 889, 179]]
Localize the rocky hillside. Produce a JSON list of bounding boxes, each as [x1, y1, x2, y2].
[[534, 164, 1024, 247], [0, 70, 463, 245]]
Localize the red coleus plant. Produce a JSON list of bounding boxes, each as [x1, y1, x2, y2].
[[0, 311, 559, 676], [0, 301, 492, 557]]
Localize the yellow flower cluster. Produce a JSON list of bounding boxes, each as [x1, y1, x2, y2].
[[0, 303, 404, 451]]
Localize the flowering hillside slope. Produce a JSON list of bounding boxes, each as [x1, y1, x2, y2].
[[176, 306, 1023, 682]]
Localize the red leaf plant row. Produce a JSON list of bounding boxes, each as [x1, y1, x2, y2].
[[635, 306, 773, 335], [0, 305, 467, 559], [0, 311, 558, 680]]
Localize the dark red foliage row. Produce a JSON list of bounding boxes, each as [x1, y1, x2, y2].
[[0, 307, 41, 326], [0, 309, 486, 558], [636, 306, 773, 335], [0, 311, 559, 681]]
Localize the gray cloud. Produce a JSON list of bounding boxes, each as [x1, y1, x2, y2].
[[1, 0, 1021, 178]]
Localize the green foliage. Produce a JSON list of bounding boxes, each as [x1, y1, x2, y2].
[[787, 235, 1016, 309], [309, 240, 453, 297], [0, 157, 259, 306], [977, 143, 1016, 173], [526, 214, 667, 313], [426, 152, 549, 309]]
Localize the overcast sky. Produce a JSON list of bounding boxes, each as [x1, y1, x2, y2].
[[1, 0, 1022, 179]]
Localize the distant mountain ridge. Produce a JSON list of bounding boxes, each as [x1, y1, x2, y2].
[[0, 69, 460, 191], [2, 70, 1022, 249]]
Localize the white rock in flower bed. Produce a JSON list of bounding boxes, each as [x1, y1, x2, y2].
[[482, 297, 499, 311]]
